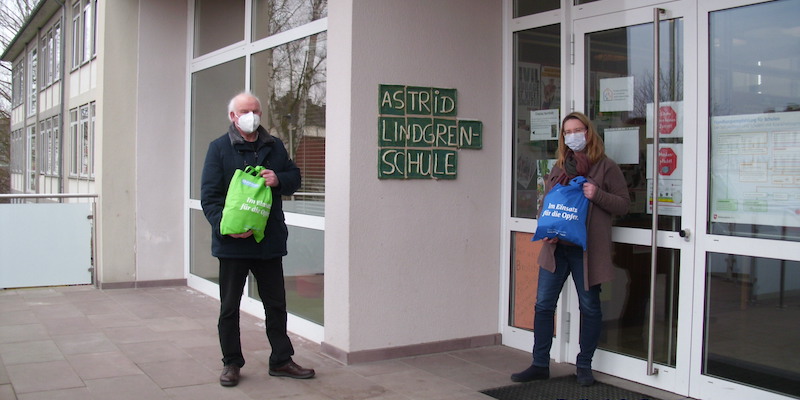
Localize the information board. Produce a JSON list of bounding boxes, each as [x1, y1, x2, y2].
[[710, 111, 800, 228]]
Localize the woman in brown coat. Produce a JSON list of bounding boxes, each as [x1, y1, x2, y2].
[[512, 112, 630, 386]]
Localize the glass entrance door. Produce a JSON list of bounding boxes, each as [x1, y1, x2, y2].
[[571, 3, 695, 394], [504, 2, 799, 399], [693, 1, 800, 399]]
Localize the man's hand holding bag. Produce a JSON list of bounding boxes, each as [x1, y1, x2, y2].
[[219, 165, 273, 243], [532, 176, 590, 250]]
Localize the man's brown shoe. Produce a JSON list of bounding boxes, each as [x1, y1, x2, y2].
[[220, 364, 240, 387], [269, 360, 315, 379]]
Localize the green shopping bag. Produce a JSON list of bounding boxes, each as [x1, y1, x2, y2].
[[219, 165, 273, 243]]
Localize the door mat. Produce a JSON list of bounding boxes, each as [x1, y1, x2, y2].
[[480, 376, 663, 400]]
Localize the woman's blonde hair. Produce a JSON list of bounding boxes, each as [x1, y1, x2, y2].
[[555, 111, 606, 167]]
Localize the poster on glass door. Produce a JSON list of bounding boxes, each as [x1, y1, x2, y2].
[[710, 111, 800, 228], [646, 101, 684, 138], [646, 143, 683, 216]]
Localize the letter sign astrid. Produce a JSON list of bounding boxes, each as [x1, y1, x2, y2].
[[378, 84, 482, 179]]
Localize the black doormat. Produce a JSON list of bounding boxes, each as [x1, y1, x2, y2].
[[480, 376, 662, 400]]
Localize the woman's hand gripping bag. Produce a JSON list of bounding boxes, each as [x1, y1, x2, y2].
[[532, 176, 590, 250], [219, 165, 273, 243]]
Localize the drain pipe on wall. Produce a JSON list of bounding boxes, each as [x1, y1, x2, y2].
[[53, 0, 66, 196]]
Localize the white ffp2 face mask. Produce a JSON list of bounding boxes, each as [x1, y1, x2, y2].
[[236, 112, 261, 133], [564, 132, 587, 152]]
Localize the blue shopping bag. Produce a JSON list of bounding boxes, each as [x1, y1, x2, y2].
[[532, 176, 590, 250]]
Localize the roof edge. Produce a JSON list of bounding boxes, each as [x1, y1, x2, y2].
[[1, 0, 64, 62]]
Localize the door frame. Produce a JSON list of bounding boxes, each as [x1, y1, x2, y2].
[[502, 1, 798, 399], [568, 2, 698, 395], [689, 1, 799, 399]]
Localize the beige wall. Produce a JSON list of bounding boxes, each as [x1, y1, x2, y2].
[[96, 0, 138, 284], [134, 0, 187, 282], [96, 0, 186, 286], [325, 0, 503, 358]]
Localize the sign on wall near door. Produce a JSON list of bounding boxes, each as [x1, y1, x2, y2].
[[378, 84, 483, 179]]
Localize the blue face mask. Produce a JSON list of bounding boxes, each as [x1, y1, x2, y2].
[[564, 132, 587, 151]]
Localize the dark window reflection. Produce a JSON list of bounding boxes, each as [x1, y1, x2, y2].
[[585, 20, 684, 231], [512, 24, 560, 219], [194, 0, 245, 57], [514, 0, 559, 18], [599, 244, 679, 366], [708, 0, 800, 242], [252, 0, 328, 41], [704, 253, 800, 397], [252, 32, 327, 217]]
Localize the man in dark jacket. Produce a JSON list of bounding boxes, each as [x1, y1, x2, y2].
[[201, 92, 314, 387]]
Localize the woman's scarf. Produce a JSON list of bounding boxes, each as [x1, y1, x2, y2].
[[555, 150, 590, 185]]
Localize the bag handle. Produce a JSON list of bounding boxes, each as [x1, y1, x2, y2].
[[570, 176, 587, 186], [243, 165, 265, 177]]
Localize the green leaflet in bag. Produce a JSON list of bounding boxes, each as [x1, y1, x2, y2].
[[220, 165, 273, 243]]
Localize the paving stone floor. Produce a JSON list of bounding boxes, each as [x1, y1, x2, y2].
[[0, 285, 690, 400]]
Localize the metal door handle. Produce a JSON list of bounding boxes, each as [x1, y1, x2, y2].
[[647, 6, 666, 377]]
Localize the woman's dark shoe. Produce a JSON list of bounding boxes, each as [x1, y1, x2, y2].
[[510, 365, 550, 382], [576, 367, 595, 386]]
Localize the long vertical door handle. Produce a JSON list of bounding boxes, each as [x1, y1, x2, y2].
[[647, 7, 666, 377]]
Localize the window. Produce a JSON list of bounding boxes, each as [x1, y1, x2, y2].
[[82, 0, 92, 62], [251, 31, 327, 216], [252, 0, 328, 40], [708, 0, 800, 242], [72, 0, 96, 68], [12, 61, 24, 108], [72, 1, 81, 68], [511, 24, 561, 219], [91, 0, 97, 56], [40, 35, 50, 87], [40, 23, 61, 87], [53, 115, 61, 176], [80, 104, 91, 177], [190, 0, 328, 326], [37, 116, 61, 176], [193, 0, 244, 57], [514, 0, 559, 18], [39, 121, 46, 172], [509, 23, 561, 333], [54, 23, 61, 80], [27, 48, 37, 116], [69, 104, 94, 178], [90, 102, 96, 177], [26, 126, 37, 192], [11, 130, 23, 173], [69, 108, 78, 175]]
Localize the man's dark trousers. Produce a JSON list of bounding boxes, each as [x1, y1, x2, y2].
[[218, 257, 294, 368]]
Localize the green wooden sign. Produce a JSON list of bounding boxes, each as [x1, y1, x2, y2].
[[378, 84, 481, 180]]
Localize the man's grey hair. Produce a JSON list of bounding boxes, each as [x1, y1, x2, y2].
[[227, 91, 262, 120]]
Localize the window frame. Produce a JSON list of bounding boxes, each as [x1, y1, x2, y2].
[[26, 125, 37, 192], [27, 47, 38, 116], [78, 103, 91, 178], [71, 1, 81, 69], [54, 22, 61, 81], [69, 108, 79, 176], [40, 21, 62, 88], [12, 60, 24, 108]]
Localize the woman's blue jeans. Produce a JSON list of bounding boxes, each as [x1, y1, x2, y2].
[[532, 244, 602, 369]]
